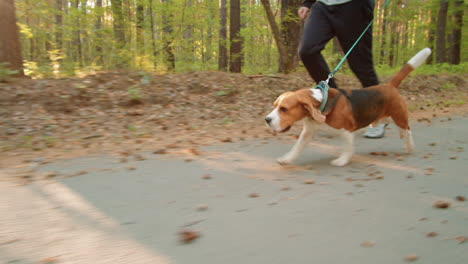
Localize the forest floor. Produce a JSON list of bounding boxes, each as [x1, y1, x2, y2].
[[0, 71, 467, 168]]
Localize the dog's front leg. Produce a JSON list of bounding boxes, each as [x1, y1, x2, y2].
[[330, 130, 354, 166], [277, 118, 316, 165]]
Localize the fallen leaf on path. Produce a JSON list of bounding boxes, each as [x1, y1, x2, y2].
[[179, 230, 200, 243], [196, 204, 208, 211], [134, 154, 146, 161], [39, 256, 60, 264], [433, 200, 450, 209], [455, 236, 467, 244], [202, 174, 212, 179], [360, 241, 375, 248], [153, 149, 167, 154], [404, 255, 419, 262], [188, 148, 202, 156]]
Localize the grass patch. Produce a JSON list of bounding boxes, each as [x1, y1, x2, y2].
[[376, 62, 468, 77]]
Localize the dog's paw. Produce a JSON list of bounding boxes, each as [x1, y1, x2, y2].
[[330, 157, 350, 167], [404, 145, 414, 153], [277, 156, 293, 166], [404, 140, 415, 153]]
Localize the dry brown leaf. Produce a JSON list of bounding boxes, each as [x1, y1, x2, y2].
[[433, 200, 450, 209], [404, 255, 419, 262], [179, 230, 200, 243]]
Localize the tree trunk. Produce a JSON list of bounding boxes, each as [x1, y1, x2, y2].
[[111, 0, 125, 45], [379, 1, 387, 64], [72, 0, 83, 67], [162, 0, 175, 71], [435, 0, 448, 63], [260, 0, 290, 73], [218, 0, 228, 71], [55, 0, 63, 50], [427, 3, 437, 64], [280, 0, 302, 73], [149, 0, 158, 67], [95, 0, 103, 65], [0, 0, 24, 75], [136, 0, 145, 57], [388, 2, 398, 67], [448, 0, 463, 64], [229, 0, 242, 72]]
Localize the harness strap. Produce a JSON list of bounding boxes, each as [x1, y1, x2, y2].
[[321, 90, 341, 115]]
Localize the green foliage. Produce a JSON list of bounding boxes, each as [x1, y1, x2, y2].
[[375, 62, 468, 77], [415, 63, 468, 75], [0, 63, 19, 82], [128, 85, 143, 101], [12, 0, 468, 77]]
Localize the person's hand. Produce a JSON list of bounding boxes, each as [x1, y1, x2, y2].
[[298, 7, 310, 20]]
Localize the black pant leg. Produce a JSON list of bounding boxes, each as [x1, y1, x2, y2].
[[298, 2, 338, 88], [331, 0, 379, 87]]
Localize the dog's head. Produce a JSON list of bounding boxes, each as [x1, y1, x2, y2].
[[265, 89, 326, 132]]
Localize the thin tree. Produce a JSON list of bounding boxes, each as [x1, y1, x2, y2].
[[136, 0, 145, 61], [448, 0, 463, 65], [162, 0, 175, 70], [230, 0, 242, 72], [260, 0, 293, 73], [149, 0, 158, 67], [55, 0, 63, 50], [427, 1, 437, 64], [435, 0, 449, 63], [95, 0, 104, 65], [379, 0, 388, 64], [111, 0, 125, 46], [0, 0, 24, 76], [218, 0, 228, 71], [280, 0, 302, 73]]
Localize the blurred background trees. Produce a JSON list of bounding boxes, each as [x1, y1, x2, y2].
[[1, 0, 466, 78]]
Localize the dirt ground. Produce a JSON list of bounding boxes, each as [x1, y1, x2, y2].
[[0, 71, 467, 168]]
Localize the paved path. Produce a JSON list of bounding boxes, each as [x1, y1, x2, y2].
[[1, 116, 467, 264]]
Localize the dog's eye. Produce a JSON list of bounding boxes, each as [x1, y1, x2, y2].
[[279, 107, 288, 113]]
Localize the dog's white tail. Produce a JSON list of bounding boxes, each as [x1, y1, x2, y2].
[[390, 48, 432, 88]]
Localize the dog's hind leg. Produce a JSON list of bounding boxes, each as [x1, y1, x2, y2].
[[399, 128, 414, 153], [330, 130, 354, 166], [391, 109, 414, 153], [277, 118, 316, 165]]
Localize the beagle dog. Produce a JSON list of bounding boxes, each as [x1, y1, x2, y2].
[[265, 48, 432, 166]]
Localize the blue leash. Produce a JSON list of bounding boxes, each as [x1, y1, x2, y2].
[[317, 0, 392, 111]]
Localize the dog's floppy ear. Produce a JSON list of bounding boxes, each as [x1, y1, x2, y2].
[[297, 91, 326, 123]]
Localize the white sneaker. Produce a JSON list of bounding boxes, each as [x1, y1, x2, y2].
[[363, 124, 388, 139]]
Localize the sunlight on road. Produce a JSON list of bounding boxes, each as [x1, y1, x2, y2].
[[194, 142, 423, 182], [0, 179, 171, 264]]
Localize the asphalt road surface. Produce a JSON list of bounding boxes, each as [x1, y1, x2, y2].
[[1, 116, 467, 264]]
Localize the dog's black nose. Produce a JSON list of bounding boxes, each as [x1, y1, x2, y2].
[[265, 117, 272, 124]]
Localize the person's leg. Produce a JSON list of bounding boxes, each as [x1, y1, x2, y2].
[[331, 0, 379, 88], [298, 2, 338, 88], [330, 0, 385, 138]]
